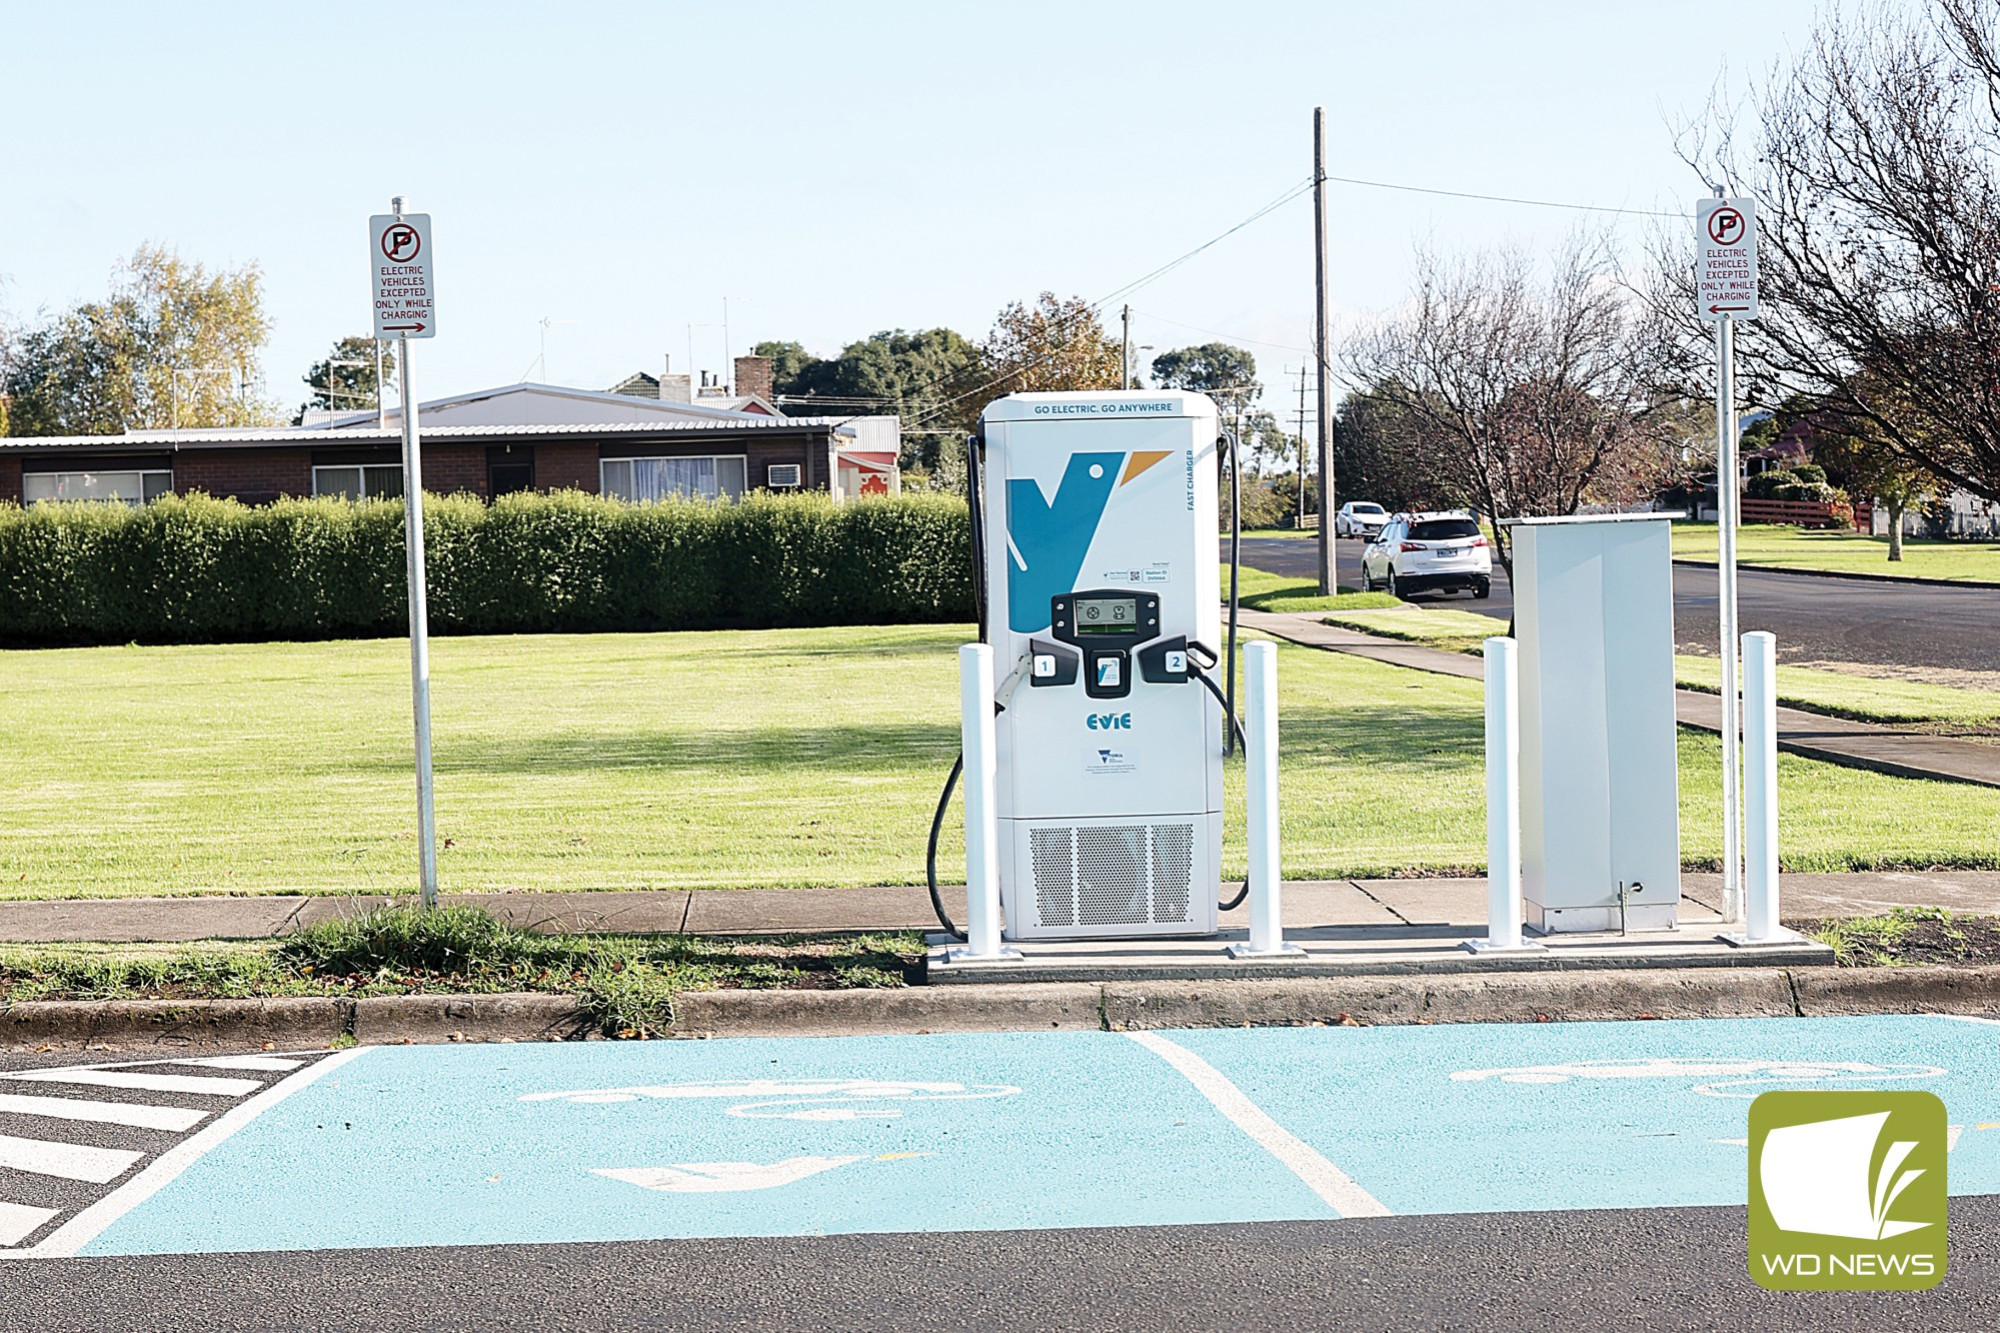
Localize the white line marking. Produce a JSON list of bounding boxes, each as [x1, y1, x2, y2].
[[1125, 1031, 1391, 1218], [0, 1094, 206, 1132], [10, 1047, 369, 1259], [3, 1070, 261, 1097], [0, 1203, 58, 1248], [0, 1134, 142, 1184], [166, 1055, 303, 1072]]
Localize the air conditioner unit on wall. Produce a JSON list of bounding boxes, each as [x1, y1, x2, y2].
[[768, 463, 802, 488]]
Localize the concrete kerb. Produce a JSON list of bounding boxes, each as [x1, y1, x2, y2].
[[6, 966, 2000, 1050]]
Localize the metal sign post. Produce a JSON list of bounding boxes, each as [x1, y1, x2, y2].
[[370, 198, 440, 908], [1697, 193, 1759, 925]]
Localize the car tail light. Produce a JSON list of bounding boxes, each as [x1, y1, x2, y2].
[[1400, 541, 1427, 552], [1473, 536, 1488, 547]]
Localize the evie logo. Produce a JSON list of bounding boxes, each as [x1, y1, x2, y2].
[[1087, 713, 1132, 730]]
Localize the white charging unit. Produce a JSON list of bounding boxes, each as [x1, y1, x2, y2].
[[978, 390, 1223, 940], [1506, 513, 1682, 932]]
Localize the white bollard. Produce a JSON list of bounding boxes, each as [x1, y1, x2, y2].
[[949, 643, 1017, 962], [1724, 630, 1796, 946], [1229, 641, 1303, 958], [1466, 636, 1541, 954]]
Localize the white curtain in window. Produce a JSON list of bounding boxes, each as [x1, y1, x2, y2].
[[631, 456, 715, 501]]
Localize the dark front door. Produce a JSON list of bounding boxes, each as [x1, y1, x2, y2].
[[486, 447, 535, 498]]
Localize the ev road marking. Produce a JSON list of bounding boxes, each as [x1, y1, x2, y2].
[[2, 1070, 263, 1097], [0, 1093, 207, 1132], [12, 1047, 369, 1259], [1125, 1031, 1391, 1219]]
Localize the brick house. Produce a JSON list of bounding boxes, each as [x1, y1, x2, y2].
[[0, 378, 899, 507]]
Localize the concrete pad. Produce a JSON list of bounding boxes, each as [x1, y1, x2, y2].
[[929, 918, 1834, 985], [1219, 880, 1402, 930], [0, 896, 306, 943]]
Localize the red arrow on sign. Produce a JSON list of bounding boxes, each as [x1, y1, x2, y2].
[[383, 322, 427, 332], [1707, 304, 1752, 314]]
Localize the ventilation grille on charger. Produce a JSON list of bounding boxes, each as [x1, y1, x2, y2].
[[1029, 822, 1196, 928]]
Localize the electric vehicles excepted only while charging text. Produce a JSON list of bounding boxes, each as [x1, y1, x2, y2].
[[939, 390, 1244, 943]]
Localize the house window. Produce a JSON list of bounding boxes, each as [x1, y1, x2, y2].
[[312, 465, 405, 499], [600, 455, 748, 502], [23, 470, 172, 505]]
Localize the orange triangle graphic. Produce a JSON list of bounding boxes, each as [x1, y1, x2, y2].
[[1121, 451, 1172, 485]]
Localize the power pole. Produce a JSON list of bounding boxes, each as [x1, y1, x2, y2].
[[1312, 106, 1335, 594], [1121, 304, 1132, 389], [1293, 364, 1309, 527]]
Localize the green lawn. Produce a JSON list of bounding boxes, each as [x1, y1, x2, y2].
[[1672, 522, 2000, 582], [4, 624, 1999, 900], [1233, 565, 1395, 614], [1319, 605, 1501, 650], [1673, 655, 2000, 730]]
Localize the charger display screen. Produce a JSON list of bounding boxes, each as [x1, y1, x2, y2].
[[1073, 595, 1140, 635]]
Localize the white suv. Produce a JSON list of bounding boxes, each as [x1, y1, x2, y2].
[[1360, 511, 1492, 600], [1334, 501, 1388, 538]]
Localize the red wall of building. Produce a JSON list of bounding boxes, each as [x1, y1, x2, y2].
[[420, 443, 486, 497], [0, 457, 20, 505], [536, 442, 599, 494], [174, 449, 312, 505]]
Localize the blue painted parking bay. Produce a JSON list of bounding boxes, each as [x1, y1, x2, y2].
[[20, 1015, 2000, 1257]]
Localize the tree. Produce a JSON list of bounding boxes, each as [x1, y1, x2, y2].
[[980, 293, 1121, 398], [1150, 343, 1260, 421], [298, 336, 393, 421], [1808, 382, 1949, 560], [1344, 236, 1683, 575], [1663, 0, 2000, 505], [758, 328, 982, 477], [1332, 385, 1463, 514], [2, 245, 275, 435]]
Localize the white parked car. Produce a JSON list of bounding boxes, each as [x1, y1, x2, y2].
[[1334, 501, 1388, 538], [1360, 511, 1492, 600]]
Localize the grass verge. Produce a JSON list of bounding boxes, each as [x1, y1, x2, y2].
[[8, 623, 2000, 897], [1674, 656, 2000, 730], [1233, 565, 1397, 614], [0, 905, 925, 1037], [1318, 605, 1500, 652], [1800, 907, 2000, 967], [1672, 522, 2000, 583]]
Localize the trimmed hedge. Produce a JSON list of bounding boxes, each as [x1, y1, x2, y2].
[[0, 490, 974, 646]]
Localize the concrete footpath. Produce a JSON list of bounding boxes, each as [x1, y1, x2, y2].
[[1238, 606, 2000, 790], [0, 869, 1995, 945]]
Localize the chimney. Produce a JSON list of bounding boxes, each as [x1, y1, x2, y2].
[[733, 354, 774, 404], [659, 370, 693, 404]]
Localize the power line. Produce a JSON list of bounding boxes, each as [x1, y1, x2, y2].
[[1322, 172, 1683, 219], [901, 178, 1316, 429]]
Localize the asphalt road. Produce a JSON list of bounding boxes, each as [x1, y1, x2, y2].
[[9, 1201, 2000, 1333], [1232, 535, 2000, 673]]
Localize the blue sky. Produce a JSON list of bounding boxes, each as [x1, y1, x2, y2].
[[0, 1, 1820, 411]]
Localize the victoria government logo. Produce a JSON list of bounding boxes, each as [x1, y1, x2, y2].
[[1748, 1090, 1947, 1291]]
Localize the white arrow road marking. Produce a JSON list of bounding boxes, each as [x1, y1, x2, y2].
[[0, 1204, 58, 1248], [594, 1157, 865, 1194], [0, 1134, 142, 1184], [2, 1070, 262, 1097], [1125, 1031, 1391, 1219], [0, 1094, 207, 1132]]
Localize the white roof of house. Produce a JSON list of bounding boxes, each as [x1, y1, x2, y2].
[[299, 381, 777, 430], [2, 417, 856, 452]]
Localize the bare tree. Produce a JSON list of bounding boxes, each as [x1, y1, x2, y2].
[[1345, 236, 1689, 575], [1662, 0, 2000, 503]]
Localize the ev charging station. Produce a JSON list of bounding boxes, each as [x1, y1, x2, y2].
[[971, 391, 1228, 941]]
